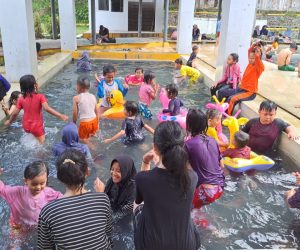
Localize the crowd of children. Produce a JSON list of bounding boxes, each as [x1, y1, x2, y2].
[[0, 42, 299, 249]]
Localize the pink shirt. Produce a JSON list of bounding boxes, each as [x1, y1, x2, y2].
[[0, 182, 62, 228], [217, 63, 241, 89], [139, 83, 154, 107], [16, 93, 47, 129], [125, 74, 144, 85]]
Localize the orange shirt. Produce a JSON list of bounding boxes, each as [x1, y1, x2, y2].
[[240, 47, 265, 93]]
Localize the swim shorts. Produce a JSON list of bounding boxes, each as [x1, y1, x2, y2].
[[278, 65, 295, 72], [138, 103, 152, 120], [192, 184, 223, 208], [79, 117, 99, 139], [23, 121, 45, 138]]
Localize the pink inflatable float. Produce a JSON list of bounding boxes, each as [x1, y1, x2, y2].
[[157, 88, 187, 129]]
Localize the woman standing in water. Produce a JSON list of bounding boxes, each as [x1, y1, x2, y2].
[[133, 121, 200, 250]]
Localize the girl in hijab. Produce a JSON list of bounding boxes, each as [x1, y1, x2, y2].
[[95, 155, 136, 217], [53, 122, 91, 159], [77, 51, 92, 72]]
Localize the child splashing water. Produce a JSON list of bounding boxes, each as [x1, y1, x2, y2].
[[5, 75, 68, 144], [185, 109, 225, 209], [0, 162, 62, 237], [1, 91, 21, 116], [73, 76, 98, 143], [104, 101, 154, 144], [162, 84, 184, 116], [125, 67, 144, 86], [206, 109, 229, 150], [97, 64, 128, 116], [138, 70, 160, 119]]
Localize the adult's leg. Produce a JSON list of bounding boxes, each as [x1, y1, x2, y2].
[[227, 91, 256, 115]]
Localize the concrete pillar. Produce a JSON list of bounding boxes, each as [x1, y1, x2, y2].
[[0, 0, 37, 82], [91, 0, 96, 44], [58, 0, 77, 50], [155, 0, 165, 33], [176, 0, 195, 54], [216, 0, 257, 78], [163, 0, 170, 42]]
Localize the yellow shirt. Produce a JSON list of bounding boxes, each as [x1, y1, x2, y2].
[[272, 42, 278, 50], [180, 65, 200, 81]]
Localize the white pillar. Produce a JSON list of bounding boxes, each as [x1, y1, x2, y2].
[[155, 0, 164, 32], [216, 0, 257, 77], [0, 0, 37, 82], [176, 0, 195, 54], [58, 0, 77, 51]]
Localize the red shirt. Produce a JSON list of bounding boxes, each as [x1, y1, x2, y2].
[[240, 47, 265, 93], [222, 146, 251, 159], [17, 93, 47, 128]]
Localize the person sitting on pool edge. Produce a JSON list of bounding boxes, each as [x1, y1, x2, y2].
[[222, 131, 251, 159], [174, 58, 202, 85], [241, 100, 298, 155], [277, 43, 299, 72]]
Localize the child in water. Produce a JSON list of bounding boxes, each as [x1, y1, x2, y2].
[[5, 75, 68, 144], [210, 53, 240, 99], [76, 51, 92, 72], [242, 100, 298, 155], [0, 161, 62, 231], [104, 101, 154, 144], [186, 45, 199, 68], [185, 109, 224, 209], [1, 90, 21, 116], [162, 83, 184, 116], [222, 131, 251, 159], [286, 172, 300, 209], [138, 70, 160, 119], [94, 155, 136, 217], [97, 64, 129, 115], [206, 109, 229, 149], [125, 67, 144, 86], [52, 122, 91, 159], [174, 58, 202, 85], [73, 76, 98, 143]]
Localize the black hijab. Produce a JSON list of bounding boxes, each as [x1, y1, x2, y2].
[[104, 155, 136, 212]]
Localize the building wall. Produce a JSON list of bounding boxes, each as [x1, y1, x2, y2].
[[89, 0, 164, 32]]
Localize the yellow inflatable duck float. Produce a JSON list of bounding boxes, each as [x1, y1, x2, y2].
[[102, 90, 126, 119]]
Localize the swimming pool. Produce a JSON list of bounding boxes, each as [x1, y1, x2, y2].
[[0, 60, 299, 249]]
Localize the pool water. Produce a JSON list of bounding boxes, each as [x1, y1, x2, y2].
[[0, 60, 300, 249]]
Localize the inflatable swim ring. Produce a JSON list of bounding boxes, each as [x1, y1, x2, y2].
[[124, 74, 144, 86], [157, 88, 187, 129], [102, 90, 126, 119], [223, 152, 275, 172]]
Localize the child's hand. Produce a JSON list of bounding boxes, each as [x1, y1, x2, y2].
[[94, 177, 105, 192], [0, 168, 3, 175], [103, 138, 112, 144], [123, 83, 129, 89], [4, 120, 11, 126], [60, 115, 69, 122], [143, 150, 159, 164], [293, 172, 300, 186], [287, 130, 299, 140]]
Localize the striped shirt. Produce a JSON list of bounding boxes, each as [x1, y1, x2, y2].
[[37, 192, 113, 250]]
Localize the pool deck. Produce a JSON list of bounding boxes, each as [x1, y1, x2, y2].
[[181, 45, 300, 165], [0, 52, 72, 122]]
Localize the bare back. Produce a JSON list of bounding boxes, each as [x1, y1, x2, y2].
[[277, 48, 292, 67]]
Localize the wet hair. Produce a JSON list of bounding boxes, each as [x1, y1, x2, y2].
[[103, 64, 116, 75], [290, 42, 298, 51], [229, 53, 239, 62], [56, 149, 88, 190], [124, 100, 138, 116], [259, 100, 277, 112], [154, 121, 190, 197], [24, 161, 49, 180], [186, 109, 208, 137], [135, 67, 143, 73], [144, 70, 155, 84], [234, 131, 249, 149], [166, 83, 178, 98], [8, 91, 21, 109], [77, 76, 90, 89], [192, 45, 199, 52], [207, 109, 221, 120], [274, 37, 279, 43], [20, 74, 37, 98], [175, 58, 183, 65]]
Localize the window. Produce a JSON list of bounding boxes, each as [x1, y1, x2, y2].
[[98, 0, 109, 10], [111, 0, 123, 12]]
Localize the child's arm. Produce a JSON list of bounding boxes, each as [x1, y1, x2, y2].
[[94, 177, 105, 192], [231, 64, 240, 89], [163, 100, 174, 114], [116, 79, 129, 96], [218, 140, 229, 148], [144, 124, 154, 134], [4, 108, 21, 126], [72, 96, 79, 123], [95, 73, 100, 83], [42, 103, 68, 121], [285, 125, 299, 140], [149, 83, 160, 100], [103, 130, 125, 144], [97, 81, 105, 99], [1, 101, 10, 116]]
